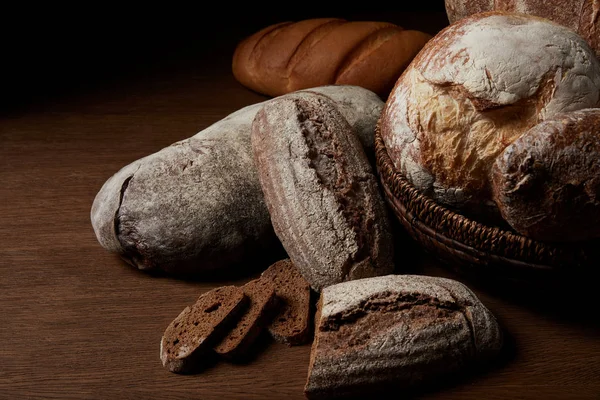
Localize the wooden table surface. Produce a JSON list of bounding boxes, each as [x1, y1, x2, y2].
[[1, 10, 599, 400]]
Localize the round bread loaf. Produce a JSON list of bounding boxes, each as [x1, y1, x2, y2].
[[444, 0, 600, 58], [379, 11, 600, 231], [492, 109, 600, 242]]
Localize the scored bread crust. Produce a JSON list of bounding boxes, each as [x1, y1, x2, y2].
[[379, 11, 600, 223], [232, 18, 431, 98], [252, 92, 395, 292], [304, 274, 503, 399]]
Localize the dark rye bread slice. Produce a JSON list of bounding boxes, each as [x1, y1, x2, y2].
[[213, 278, 278, 359], [261, 258, 312, 345], [160, 285, 247, 373]]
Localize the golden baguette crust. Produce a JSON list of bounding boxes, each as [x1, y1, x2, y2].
[[232, 18, 432, 99]]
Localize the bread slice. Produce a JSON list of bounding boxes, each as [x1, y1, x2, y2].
[[213, 278, 278, 359], [260, 258, 312, 345], [304, 275, 503, 399], [160, 285, 247, 373]]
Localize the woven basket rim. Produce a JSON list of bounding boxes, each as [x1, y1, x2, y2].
[[374, 123, 598, 272]]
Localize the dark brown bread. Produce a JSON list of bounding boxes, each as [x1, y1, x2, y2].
[[251, 91, 395, 292], [305, 275, 503, 399], [260, 259, 312, 346], [492, 108, 600, 242], [160, 286, 247, 373], [232, 18, 431, 99], [213, 278, 278, 359]]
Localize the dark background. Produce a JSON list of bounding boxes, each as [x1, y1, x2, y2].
[[1, 4, 449, 111]]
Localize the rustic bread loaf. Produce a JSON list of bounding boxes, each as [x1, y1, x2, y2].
[[305, 274, 503, 399], [252, 91, 395, 292], [444, 0, 600, 58], [492, 108, 600, 242], [379, 11, 600, 236], [90, 85, 384, 275], [160, 286, 247, 373], [232, 18, 432, 99], [260, 258, 312, 346], [213, 278, 278, 359]]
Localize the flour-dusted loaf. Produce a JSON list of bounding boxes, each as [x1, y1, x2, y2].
[[90, 85, 384, 275], [305, 274, 503, 399], [260, 259, 312, 345], [444, 0, 600, 58], [232, 18, 431, 99], [213, 278, 278, 359], [492, 108, 600, 242], [252, 91, 395, 292], [160, 286, 247, 373], [379, 11, 600, 229]]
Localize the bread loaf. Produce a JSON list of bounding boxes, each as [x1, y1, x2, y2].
[[492, 108, 600, 242], [232, 18, 432, 99], [252, 91, 395, 292], [90, 85, 384, 275], [379, 11, 600, 234], [444, 0, 600, 58], [305, 274, 503, 399]]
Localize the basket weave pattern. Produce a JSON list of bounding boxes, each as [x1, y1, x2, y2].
[[374, 124, 598, 276]]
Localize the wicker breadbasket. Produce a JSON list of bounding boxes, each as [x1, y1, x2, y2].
[[374, 125, 600, 282]]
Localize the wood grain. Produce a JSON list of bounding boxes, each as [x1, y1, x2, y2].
[[1, 12, 599, 400]]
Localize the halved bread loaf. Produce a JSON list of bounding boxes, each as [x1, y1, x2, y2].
[[214, 278, 278, 359], [260, 259, 312, 345], [160, 286, 247, 373], [305, 274, 503, 399]]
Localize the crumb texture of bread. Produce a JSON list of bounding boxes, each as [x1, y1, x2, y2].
[[260, 259, 312, 346], [160, 286, 247, 373], [304, 274, 503, 399], [213, 278, 277, 358], [379, 11, 600, 223], [252, 92, 394, 292]]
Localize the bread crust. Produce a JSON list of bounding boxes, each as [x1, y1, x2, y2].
[[304, 274, 503, 399], [252, 92, 394, 292], [444, 0, 600, 58], [379, 11, 600, 224], [90, 85, 384, 275], [232, 18, 432, 98], [492, 108, 600, 241]]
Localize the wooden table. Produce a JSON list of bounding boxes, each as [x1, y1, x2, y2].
[[2, 11, 599, 400]]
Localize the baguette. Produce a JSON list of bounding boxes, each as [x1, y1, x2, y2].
[[232, 18, 431, 99]]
